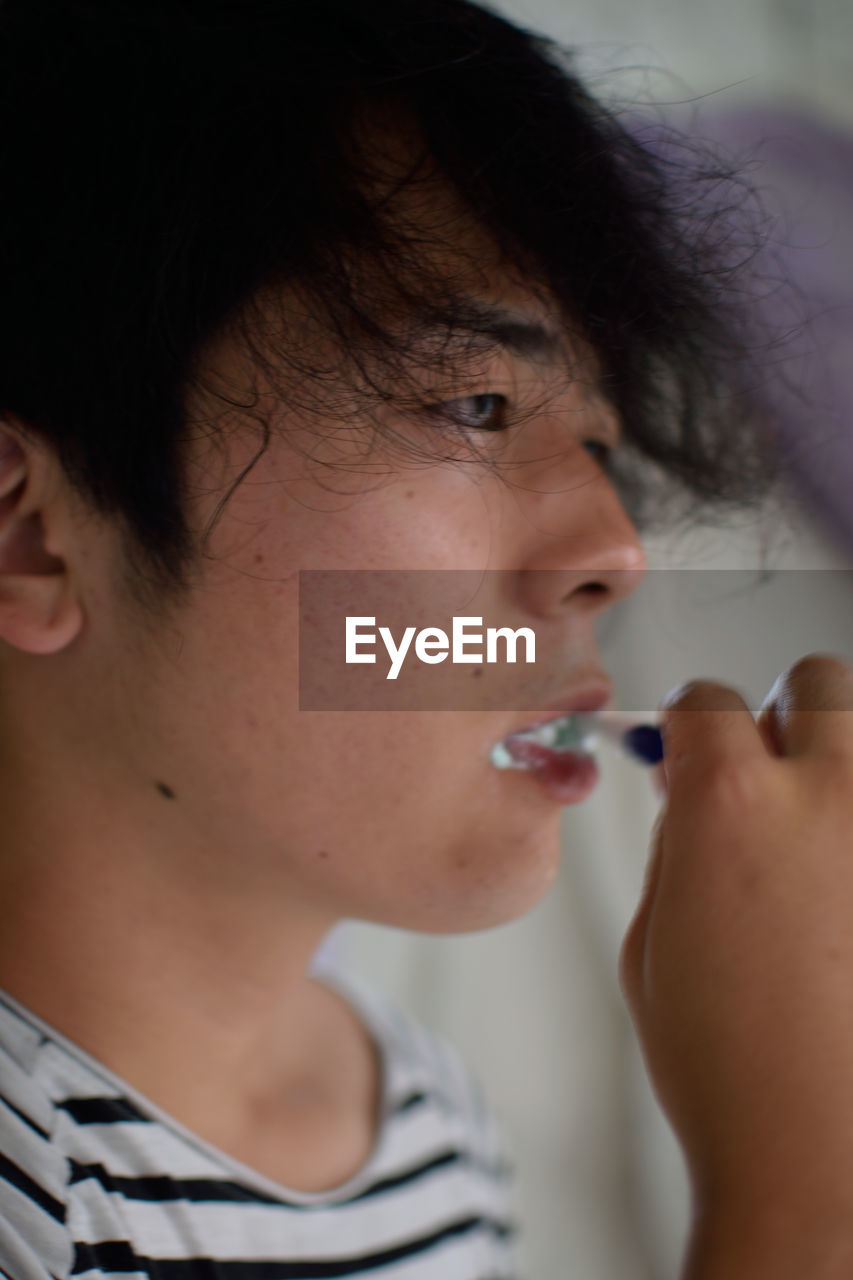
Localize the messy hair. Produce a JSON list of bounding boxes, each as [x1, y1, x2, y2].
[[0, 0, 776, 601]]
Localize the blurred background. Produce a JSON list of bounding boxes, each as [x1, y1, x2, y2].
[[316, 1, 853, 1275]]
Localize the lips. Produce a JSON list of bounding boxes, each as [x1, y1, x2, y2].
[[502, 679, 613, 740], [491, 723, 602, 803]]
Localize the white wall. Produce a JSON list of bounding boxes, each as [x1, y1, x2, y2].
[[496, 0, 853, 126]]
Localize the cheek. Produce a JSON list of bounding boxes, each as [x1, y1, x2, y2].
[[242, 713, 565, 931], [169, 477, 563, 928], [252, 459, 499, 573]]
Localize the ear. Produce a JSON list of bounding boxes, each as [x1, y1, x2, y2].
[[0, 422, 84, 654]]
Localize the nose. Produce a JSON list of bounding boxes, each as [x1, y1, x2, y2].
[[514, 448, 647, 621]]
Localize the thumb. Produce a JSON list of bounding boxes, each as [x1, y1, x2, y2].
[[619, 804, 667, 1011], [650, 761, 667, 800]]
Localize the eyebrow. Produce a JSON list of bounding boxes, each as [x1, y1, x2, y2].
[[413, 301, 566, 362]]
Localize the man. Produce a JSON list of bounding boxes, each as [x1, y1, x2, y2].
[[2, 1, 853, 1276]]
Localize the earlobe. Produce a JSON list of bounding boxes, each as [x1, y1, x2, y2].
[[0, 574, 84, 654], [0, 425, 84, 655]]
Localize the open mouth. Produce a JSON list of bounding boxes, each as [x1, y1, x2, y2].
[[490, 712, 599, 770]]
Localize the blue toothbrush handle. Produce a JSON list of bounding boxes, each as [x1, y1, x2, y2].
[[622, 724, 664, 766]]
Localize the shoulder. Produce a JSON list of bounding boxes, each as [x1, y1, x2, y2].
[[0, 999, 73, 1279], [315, 965, 523, 1272]]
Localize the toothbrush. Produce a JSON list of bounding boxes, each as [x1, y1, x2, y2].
[[490, 710, 663, 770], [582, 711, 663, 766]]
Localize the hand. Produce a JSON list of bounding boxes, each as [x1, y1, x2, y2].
[[620, 654, 853, 1277]]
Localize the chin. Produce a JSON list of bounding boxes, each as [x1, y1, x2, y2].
[[397, 819, 564, 935]]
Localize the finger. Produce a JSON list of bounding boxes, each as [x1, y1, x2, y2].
[[658, 679, 765, 788], [619, 805, 667, 1009], [754, 701, 784, 757], [650, 761, 667, 799], [756, 653, 853, 760]]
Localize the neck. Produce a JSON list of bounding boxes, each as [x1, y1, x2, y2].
[[0, 750, 344, 1147]]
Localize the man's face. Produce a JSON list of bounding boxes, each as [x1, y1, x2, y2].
[[73, 186, 645, 938]]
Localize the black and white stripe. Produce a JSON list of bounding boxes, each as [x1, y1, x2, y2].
[[0, 971, 521, 1279]]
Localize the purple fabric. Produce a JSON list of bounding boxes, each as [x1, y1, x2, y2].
[[650, 106, 853, 551]]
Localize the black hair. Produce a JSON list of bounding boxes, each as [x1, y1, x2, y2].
[[0, 0, 777, 602]]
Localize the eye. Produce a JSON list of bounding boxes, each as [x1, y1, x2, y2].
[[429, 393, 509, 432], [582, 439, 613, 468]]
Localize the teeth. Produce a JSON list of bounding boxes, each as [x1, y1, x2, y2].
[[490, 713, 599, 770], [520, 713, 598, 750], [490, 740, 520, 770], [530, 720, 559, 748]]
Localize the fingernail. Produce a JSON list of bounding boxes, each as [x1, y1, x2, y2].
[[660, 681, 694, 711], [757, 672, 784, 716]]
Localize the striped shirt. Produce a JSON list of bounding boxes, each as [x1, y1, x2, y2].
[[0, 968, 521, 1279]]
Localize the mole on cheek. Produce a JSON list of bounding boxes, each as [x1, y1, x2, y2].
[[316, 850, 330, 860], [155, 781, 177, 800]]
